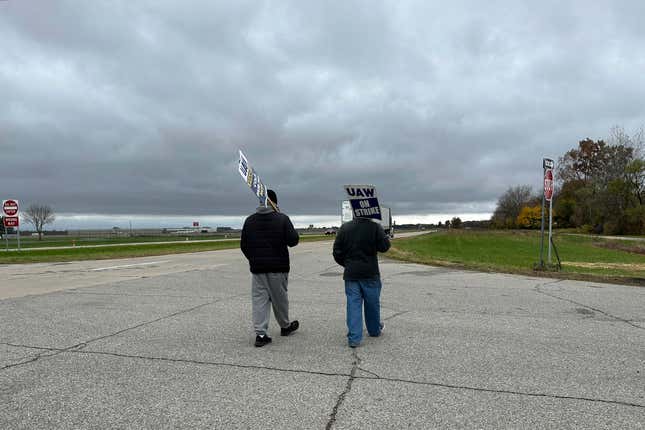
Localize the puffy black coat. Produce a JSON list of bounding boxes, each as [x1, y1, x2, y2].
[[240, 207, 299, 273], [333, 217, 391, 280]]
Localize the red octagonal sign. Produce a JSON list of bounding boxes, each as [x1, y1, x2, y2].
[[3, 199, 19, 216], [544, 169, 554, 202]]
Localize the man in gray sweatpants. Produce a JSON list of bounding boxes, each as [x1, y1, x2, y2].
[[241, 189, 300, 347]]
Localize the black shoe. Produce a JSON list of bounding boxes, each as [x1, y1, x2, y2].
[[280, 320, 299, 336], [254, 335, 272, 347]]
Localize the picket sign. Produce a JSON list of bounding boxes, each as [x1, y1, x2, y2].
[[237, 150, 278, 211], [343, 185, 382, 220]]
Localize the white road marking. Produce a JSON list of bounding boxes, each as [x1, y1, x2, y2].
[[90, 261, 171, 271]]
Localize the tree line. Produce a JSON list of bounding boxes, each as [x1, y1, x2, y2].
[[491, 126, 645, 235]]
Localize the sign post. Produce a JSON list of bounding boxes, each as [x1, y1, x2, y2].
[[539, 159, 554, 268], [2, 217, 7, 251], [544, 168, 554, 264], [2, 199, 20, 251]]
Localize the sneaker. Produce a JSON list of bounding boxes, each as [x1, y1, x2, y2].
[[254, 335, 272, 347], [281, 320, 299, 336], [349, 343, 359, 348]]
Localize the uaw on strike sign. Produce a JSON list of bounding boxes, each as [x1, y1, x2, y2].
[[344, 185, 382, 220], [238, 150, 268, 205]]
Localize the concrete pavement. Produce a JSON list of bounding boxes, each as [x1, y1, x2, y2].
[[1, 240, 644, 429]]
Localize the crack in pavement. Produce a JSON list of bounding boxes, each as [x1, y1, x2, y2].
[[357, 374, 645, 409], [1, 342, 59, 352], [64, 291, 233, 300], [383, 310, 410, 321], [356, 366, 381, 378], [0, 342, 85, 371], [1, 342, 353, 379], [1, 352, 58, 371], [0, 293, 246, 372], [2, 342, 643, 410], [535, 281, 644, 330], [72, 348, 354, 379], [326, 350, 360, 430]]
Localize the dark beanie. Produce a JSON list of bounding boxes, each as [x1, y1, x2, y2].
[[267, 189, 278, 205]]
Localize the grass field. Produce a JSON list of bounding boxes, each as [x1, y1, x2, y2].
[[0, 235, 332, 264], [389, 230, 645, 285], [2, 234, 240, 249]]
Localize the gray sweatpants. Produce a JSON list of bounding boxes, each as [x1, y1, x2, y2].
[[252, 272, 290, 336]]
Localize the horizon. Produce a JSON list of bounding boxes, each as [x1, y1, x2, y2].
[[8, 211, 493, 231]]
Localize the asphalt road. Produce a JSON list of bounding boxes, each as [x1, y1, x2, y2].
[[1, 239, 643, 429]]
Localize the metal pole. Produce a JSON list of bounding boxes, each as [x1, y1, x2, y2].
[[547, 197, 553, 264], [17, 225, 21, 251], [539, 169, 546, 268]]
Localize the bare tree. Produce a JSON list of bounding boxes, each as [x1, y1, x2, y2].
[[24, 204, 56, 240], [491, 185, 533, 228], [610, 125, 644, 159]]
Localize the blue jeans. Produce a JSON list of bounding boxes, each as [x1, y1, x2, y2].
[[345, 279, 383, 346]]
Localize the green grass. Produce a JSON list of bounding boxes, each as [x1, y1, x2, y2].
[[389, 230, 645, 285], [0, 235, 332, 264]]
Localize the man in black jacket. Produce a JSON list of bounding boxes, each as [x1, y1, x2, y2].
[[333, 216, 391, 348], [241, 189, 300, 347]]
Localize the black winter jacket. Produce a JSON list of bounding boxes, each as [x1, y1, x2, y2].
[[333, 217, 391, 280], [241, 206, 299, 273]]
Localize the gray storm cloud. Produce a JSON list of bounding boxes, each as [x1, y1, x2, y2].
[[1, 0, 644, 218]]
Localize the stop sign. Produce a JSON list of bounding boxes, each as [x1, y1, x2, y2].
[[2, 199, 19, 216], [544, 169, 554, 201]]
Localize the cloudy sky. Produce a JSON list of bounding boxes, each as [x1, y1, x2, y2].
[[2, 1, 644, 228]]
